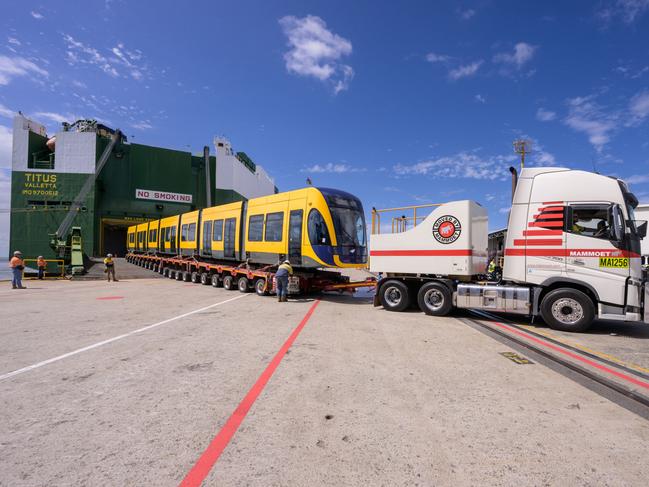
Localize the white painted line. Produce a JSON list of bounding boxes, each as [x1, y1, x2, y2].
[[0, 294, 249, 382]]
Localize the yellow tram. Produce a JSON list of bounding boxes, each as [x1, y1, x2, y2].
[[127, 187, 367, 268]]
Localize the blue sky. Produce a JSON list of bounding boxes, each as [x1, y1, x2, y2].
[[1, 0, 649, 256]]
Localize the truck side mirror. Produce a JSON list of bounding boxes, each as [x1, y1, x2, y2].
[[636, 221, 648, 239], [610, 205, 625, 241]]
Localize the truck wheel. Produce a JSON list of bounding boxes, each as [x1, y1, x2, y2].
[[211, 274, 222, 287], [237, 277, 251, 293], [255, 278, 268, 296], [222, 275, 236, 290], [379, 280, 410, 312], [168, 270, 175, 279], [540, 288, 595, 333], [200, 272, 209, 285], [176, 271, 184, 281], [191, 271, 200, 283], [183, 271, 192, 282], [417, 282, 452, 316]]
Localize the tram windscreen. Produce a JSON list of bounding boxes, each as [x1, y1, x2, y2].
[[319, 188, 367, 247]]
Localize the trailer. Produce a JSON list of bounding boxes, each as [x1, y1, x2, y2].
[[370, 166, 649, 333], [125, 253, 376, 296]]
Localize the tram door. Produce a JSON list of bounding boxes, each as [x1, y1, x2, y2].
[[224, 217, 236, 259], [288, 210, 303, 266]]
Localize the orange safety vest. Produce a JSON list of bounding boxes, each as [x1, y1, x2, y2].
[[37, 258, 47, 268], [10, 256, 24, 268]]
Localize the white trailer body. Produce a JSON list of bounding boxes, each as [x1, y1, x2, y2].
[[371, 166, 649, 332], [370, 201, 488, 276]]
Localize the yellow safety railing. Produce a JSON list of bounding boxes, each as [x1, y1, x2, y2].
[[22, 259, 66, 279], [371, 203, 441, 235]]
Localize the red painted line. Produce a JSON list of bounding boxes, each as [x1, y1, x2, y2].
[[96, 296, 124, 300], [179, 300, 321, 487], [487, 320, 649, 390], [370, 249, 472, 256], [513, 239, 564, 246], [523, 230, 563, 236]]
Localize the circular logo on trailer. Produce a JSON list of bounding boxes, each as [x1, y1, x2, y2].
[[432, 215, 461, 244]]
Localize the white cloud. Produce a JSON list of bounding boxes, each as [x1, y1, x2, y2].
[[7, 37, 20, 46], [33, 112, 82, 124], [426, 52, 450, 63], [448, 60, 483, 80], [131, 121, 153, 130], [71, 79, 87, 89], [475, 94, 486, 103], [536, 108, 556, 122], [499, 207, 511, 214], [63, 35, 147, 81], [459, 8, 476, 19], [625, 174, 649, 184], [598, 0, 649, 23], [493, 42, 537, 70], [393, 151, 517, 180], [0, 103, 15, 118], [564, 95, 619, 152], [302, 162, 363, 173], [0, 55, 48, 85], [30, 11, 44, 19], [279, 15, 354, 94], [629, 91, 649, 125]]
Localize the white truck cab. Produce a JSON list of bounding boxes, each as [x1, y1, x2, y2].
[[371, 166, 648, 332]]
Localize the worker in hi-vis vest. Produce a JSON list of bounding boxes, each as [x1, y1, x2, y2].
[[37, 256, 47, 280], [9, 250, 26, 289], [104, 254, 118, 282], [275, 260, 293, 302]]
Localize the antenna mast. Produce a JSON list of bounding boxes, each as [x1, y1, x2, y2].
[[513, 139, 532, 170]]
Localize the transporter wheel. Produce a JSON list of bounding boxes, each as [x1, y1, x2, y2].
[[169, 270, 176, 279], [163, 268, 169, 277], [379, 280, 410, 312], [222, 275, 236, 291], [540, 288, 595, 333], [183, 271, 191, 282], [211, 274, 222, 287], [237, 277, 251, 293], [176, 271, 184, 281], [200, 272, 209, 285], [255, 278, 268, 296], [191, 271, 200, 283], [417, 282, 453, 316]]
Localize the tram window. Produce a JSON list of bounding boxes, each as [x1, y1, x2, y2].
[[308, 209, 331, 246], [248, 215, 264, 241], [129, 233, 135, 244], [212, 219, 224, 241], [149, 229, 157, 242], [265, 212, 284, 242], [181, 224, 188, 241], [187, 223, 196, 241]]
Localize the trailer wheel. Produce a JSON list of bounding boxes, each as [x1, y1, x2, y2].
[[163, 268, 169, 277], [255, 278, 268, 296], [200, 272, 209, 285], [379, 280, 410, 312], [191, 271, 200, 283], [176, 270, 184, 281], [183, 271, 191, 282], [211, 274, 222, 287], [222, 275, 236, 291], [238, 277, 251, 293], [540, 288, 595, 333], [417, 282, 452, 316], [168, 269, 175, 279]]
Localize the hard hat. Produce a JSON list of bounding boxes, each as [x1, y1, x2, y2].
[[38, 255, 44, 259], [283, 260, 291, 264], [107, 253, 113, 257], [14, 250, 21, 255]]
